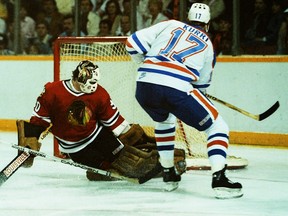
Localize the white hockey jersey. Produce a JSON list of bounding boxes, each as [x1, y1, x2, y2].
[[126, 19, 215, 93]]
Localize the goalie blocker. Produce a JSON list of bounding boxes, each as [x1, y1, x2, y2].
[[17, 120, 186, 181], [16, 120, 45, 167]]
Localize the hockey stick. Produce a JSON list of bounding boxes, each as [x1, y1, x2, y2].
[[0, 123, 53, 186], [206, 94, 280, 121], [12, 145, 160, 184], [12, 145, 141, 184], [0, 151, 31, 186]]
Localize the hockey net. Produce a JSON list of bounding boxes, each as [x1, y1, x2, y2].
[[53, 36, 248, 170]]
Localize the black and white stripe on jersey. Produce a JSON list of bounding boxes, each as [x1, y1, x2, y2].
[[63, 80, 85, 96], [101, 111, 120, 127], [56, 124, 103, 152]]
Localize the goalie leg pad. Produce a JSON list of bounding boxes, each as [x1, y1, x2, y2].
[[111, 145, 159, 178], [86, 147, 186, 182], [17, 120, 42, 168]]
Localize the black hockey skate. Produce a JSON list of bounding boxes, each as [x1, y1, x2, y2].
[[163, 167, 181, 192], [212, 165, 243, 199]]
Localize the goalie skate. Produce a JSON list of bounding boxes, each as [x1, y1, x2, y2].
[[212, 165, 243, 199]]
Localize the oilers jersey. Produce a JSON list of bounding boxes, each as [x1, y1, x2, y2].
[[126, 19, 215, 93]]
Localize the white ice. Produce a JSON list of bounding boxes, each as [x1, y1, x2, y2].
[[0, 131, 288, 216]]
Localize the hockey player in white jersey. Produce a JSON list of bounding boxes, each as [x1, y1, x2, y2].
[[126, 3, 243, 198]]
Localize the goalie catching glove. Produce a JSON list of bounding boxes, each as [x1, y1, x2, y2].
[[111, 144, 159, 178], [118, 124, 156, 146], [16, 120, 46, 167], [117, 124, 186, 176]]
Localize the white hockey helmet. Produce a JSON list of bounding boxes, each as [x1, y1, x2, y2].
[[75, 60, 100, 94], [188, 3, 210, 24]]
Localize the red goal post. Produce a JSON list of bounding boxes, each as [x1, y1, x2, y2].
[[53, 36, 248, 170]]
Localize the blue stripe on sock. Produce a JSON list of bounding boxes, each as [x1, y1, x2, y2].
[[208, 133, 229, 140], [157, 145, 174, 151], [155, 127, 175, 134], [208, 149, 227, 158]]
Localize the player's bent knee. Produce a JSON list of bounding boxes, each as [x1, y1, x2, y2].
[[205, 115, 229, 136], [155, 113, 176, 128]]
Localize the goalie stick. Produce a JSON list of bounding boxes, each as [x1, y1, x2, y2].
[[206, 94, 280, 121], [0, 151, 31, 186], [0, 123, 53, 186], [12, 145, 158, 185]]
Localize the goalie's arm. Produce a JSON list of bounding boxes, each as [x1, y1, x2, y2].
[[18, 120, 46, 139]]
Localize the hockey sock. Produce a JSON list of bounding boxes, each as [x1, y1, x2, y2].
[[155, 121, 176, 168], [205, 116, 229, 173]]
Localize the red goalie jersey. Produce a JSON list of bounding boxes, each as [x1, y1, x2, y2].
[[30, 80, 127, 153]]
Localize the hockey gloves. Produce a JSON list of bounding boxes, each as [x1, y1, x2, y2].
[[16, 120, 44, 167]]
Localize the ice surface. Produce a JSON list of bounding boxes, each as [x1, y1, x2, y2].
[[0, 132, 288, 216]]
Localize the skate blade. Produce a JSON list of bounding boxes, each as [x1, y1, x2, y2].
[[164, 182, 179, 192], [213, 188, 243, 199]]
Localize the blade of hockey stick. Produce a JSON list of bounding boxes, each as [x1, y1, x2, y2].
[[0, 151, 30, 186], [258, 101, 280, 121], [206, 94, 280, 121], [12, 145, 142, 184]]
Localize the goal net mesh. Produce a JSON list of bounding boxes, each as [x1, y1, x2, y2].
[[54, 37, 248, 170]]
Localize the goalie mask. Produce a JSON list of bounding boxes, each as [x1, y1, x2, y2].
[[74, 60, 100, 94]]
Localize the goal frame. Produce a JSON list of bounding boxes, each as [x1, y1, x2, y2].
[[54, 36, 127, 81]]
